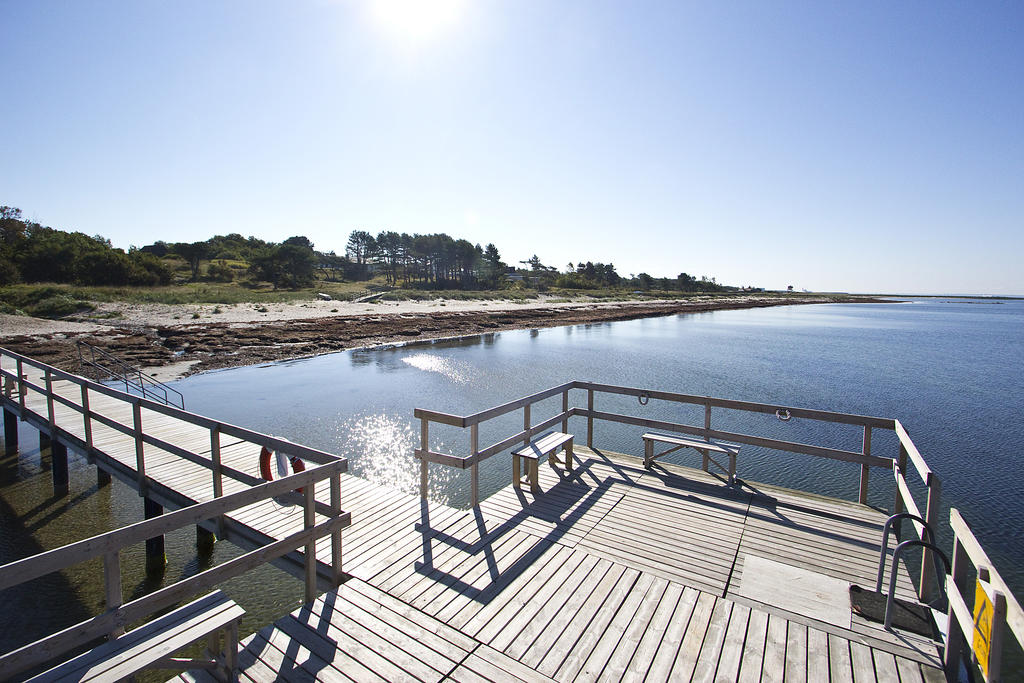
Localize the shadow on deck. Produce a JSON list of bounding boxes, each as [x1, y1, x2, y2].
[[176, 446, 945, 682]]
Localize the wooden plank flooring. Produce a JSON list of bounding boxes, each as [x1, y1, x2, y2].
[[0, 363, 945, 681], [175, 446, 945, 682]]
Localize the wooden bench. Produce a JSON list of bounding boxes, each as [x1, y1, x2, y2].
[[512, 431, 574, 493], [642, 432, 741, 484], [31, 590, 245, 682]]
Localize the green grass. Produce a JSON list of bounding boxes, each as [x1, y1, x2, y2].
[[0, 279, 381, 308], [0, 277, 820, 320]]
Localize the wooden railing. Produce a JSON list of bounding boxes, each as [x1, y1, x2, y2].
[[0, 463, 350, 680], [0, 347, 345, 510], [415, 380, 900, 505], [415, 381, 945, 599], [891, 420, 944, 604], [944, 509, 1024, 681]]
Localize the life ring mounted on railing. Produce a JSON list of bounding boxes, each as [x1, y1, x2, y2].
[[775, 408, 792, 422], [259, 445, 306, 493]]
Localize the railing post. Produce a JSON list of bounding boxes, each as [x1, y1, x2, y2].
[[893, 442, 908, 516], [561, 390, 569, 434], [133, 400, 146, 493], [918, 474, 942, 602], [210, 425, 225, 538], [470, 424, 479, 507], [986, 575, 1007, 682], [702, 399, 712, 472], [80, 384, 93, 449], [419, 417, 429, 500], [587, 389, 594, 448], [330, 472, 343, 586], [103, 551, 125, 639], [304, 481, 317, 603], [44, 369, 55, 436], [16, 358, 26, 416], [523, 404, 531, 446], [943, 534, 968, 675], [210, 426, 223, 499], [859, 426, 872, 504]]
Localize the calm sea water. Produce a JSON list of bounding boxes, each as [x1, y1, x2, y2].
[[178, 298, 1024, 594], [2, 298, 1022, 665]]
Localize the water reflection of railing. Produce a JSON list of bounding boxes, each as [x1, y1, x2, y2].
[[413, 380, 1022, 679]]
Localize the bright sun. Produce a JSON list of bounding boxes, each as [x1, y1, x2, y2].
[[367, 0, 467, 44]]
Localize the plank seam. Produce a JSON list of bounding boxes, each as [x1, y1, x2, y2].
[[437, 642, 480, 682]]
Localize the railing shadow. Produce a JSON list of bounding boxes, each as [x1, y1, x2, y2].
[[410, 457, 616, 607]]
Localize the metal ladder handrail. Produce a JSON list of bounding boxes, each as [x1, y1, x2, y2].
[[874, 512, 951, 632], [76, 340, 185, 409], [875, 512, 935, 593], [884, 540, 951, 630]]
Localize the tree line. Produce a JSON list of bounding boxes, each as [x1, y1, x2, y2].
[[0, 206, 740, 293], [1, 207, 171, 287]]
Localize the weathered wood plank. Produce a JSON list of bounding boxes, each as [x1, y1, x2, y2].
[[738, 607, 770, 683]]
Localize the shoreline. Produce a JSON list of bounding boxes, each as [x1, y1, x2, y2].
[[0, 294, 891, 381]]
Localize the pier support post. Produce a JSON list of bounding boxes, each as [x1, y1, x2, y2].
[[3, 409, 16, 454], [144, 497, 166, 574], [39, 431, 51, 451], [52, 440, 69, 497], [196, 525, 216, 555], [97, 466, 111, 487]]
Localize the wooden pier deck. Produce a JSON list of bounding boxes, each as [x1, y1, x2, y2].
[[1, 352, 948, 681], [177, 448, 945, 682], [1, 361, 347, 588]]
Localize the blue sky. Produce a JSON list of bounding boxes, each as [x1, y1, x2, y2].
[[2, 1, 1021, 294]]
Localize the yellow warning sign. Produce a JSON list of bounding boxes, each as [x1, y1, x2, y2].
[[973, 579, 994, 678]]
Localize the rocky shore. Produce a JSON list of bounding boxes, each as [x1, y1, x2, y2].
[[0, 295, 887, 380]]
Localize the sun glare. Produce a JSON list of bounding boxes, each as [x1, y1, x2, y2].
[[368, 0, 466, 44]]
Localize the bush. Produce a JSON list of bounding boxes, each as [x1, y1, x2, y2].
[[0, 258, 19, 285], [27, 294, 91, 318], [206, 260, 234, 282]]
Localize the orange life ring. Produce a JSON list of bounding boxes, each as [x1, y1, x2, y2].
[[259, 445, 306, 493]]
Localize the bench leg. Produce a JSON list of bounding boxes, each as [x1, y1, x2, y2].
[[513, 454, 522, 490], [701, 449, 709, 473], [728, 453, 736, 485], [224, 620, 239, 678], [529, 460, 539, 493], [564, 441, 573, 471], [644, 439, 652, 468]]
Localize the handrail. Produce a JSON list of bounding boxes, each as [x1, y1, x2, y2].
[[413, 379, 949, 634], [944, 508, 1024, 681], [414, 380, 896, 506], [76, 339, 185, 409], [0, 347, 340, 465], [0, 463, 349, 679], [891, 421, 943, 604], [0, 347, 353, 678], [883, 540, 950, 630]]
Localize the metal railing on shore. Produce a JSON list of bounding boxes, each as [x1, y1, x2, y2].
[[76, 339, 185, 409]]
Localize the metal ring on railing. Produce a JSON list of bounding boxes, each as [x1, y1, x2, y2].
[[775, 409, 791, 422], [638, 393, 650, 406]]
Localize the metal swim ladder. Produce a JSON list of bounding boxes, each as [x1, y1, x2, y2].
[[875, 512, 951, 631], [76, 339, 185, 409]]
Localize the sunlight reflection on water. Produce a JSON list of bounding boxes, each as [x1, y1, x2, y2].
[[401, 353, 471, 383], [339, 413, 460, 503]]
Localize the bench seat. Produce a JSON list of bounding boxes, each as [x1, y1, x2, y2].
[[31, 590, 244, 682], [642, 432, 741, 483], [511, 431, 574, 492]]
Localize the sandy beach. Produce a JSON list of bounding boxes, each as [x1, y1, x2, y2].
[[0, 294, 883, 381]]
